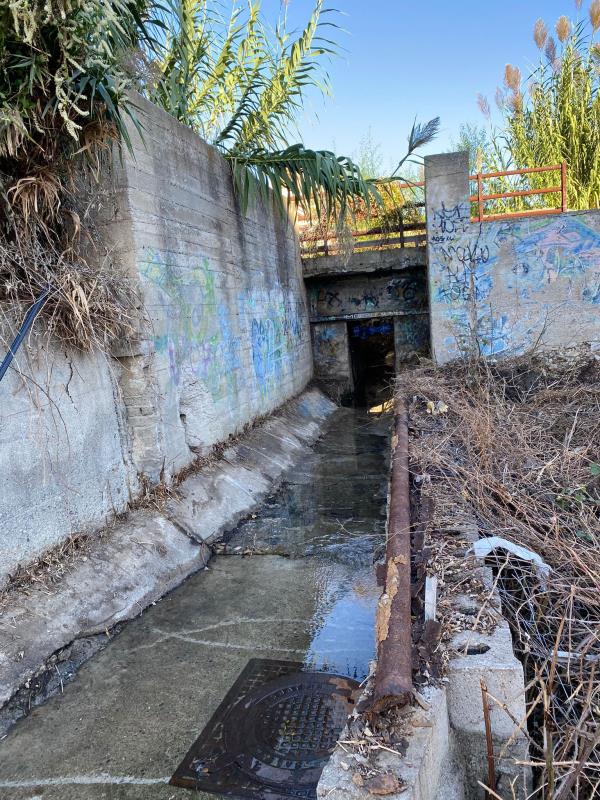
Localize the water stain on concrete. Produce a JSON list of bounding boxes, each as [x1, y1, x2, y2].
[[0, 409, 390, 799]]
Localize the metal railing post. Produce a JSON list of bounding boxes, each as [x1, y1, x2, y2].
[[400, 207, 405, 248], [561, 161, 568, 212]]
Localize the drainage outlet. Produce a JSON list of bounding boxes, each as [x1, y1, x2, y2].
[[170, 658, 359, 798]]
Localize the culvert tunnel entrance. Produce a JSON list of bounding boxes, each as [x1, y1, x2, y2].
[[348, 318, 395, 409]]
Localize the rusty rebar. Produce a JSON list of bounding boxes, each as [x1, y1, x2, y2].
[[368, 397, 413, 714], [481, 680, 497, 799]]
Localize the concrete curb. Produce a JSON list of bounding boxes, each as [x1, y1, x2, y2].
[[0, 388, 336, 712]]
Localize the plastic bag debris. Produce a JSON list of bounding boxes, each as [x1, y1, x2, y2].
[[469, 536, 551, 580]]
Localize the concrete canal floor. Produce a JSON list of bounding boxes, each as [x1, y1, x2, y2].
[[0, 409, 390, 800]]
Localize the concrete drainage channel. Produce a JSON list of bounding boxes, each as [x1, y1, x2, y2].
[[0, 391, 528, 800], [0, 392, 390, 799]]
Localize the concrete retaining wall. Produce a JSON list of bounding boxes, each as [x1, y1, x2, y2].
[[0, 96, 312, 585], [425, 152, 600, 364], [0, 343, 133, 585], [110, 95, 313, 482]]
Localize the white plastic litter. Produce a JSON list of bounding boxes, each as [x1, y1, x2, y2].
[[424, 575, 438, 622], [469, 536, 552, 580]]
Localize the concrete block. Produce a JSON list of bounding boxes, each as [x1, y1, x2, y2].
[[317, 687, 453, 800], [447, 622, 526, 741], [1, 92, 317, 582], [307, 269, 427, 321], [447, 609, 529, 797]]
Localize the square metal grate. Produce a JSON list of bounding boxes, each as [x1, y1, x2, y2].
[[170, 658, 359, 799]]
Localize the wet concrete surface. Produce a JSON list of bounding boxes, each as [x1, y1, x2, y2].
[[0, 409, 390, 799]]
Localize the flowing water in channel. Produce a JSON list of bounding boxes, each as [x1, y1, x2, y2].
[[0, 407, 390, 800], [225, 407, 390, 679]]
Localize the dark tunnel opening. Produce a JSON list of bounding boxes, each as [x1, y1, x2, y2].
[[348, 318, 395, 409]]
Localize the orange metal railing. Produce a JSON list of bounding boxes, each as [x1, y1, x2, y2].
[[468, 163, 567, 223], [299, 167, 569, 258], [299, 180, 426, 256]]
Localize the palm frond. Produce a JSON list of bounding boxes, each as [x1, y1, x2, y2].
[[227, 0, 336, 152], [149, 0, 373, 219], [226, 144, 379, 218]]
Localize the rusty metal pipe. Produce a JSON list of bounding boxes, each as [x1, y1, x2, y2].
[[368, 397, 413, 714]]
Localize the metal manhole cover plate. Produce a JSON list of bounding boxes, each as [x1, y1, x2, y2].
[[170, 658, 359, 798]]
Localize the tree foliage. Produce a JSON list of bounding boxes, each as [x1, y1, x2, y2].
[[148, 0, 380, 217], [476, 2, 600, 210]]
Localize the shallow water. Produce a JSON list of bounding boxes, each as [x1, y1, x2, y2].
[[0, 407, 390, 799], [227, 408, 390, 677]]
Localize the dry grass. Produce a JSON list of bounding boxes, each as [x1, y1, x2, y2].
[[400, 347, 600, 799], [0, 533, 93, 609], [0, 235, 138, 351], [0, 153, 139, 352]]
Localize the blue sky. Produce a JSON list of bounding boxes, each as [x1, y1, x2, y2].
[[260, 0, 585, 173]]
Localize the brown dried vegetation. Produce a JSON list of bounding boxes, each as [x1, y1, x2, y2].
[[401, 348, 600, 798]]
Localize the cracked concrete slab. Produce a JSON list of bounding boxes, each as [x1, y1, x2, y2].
[[0, 557, 381, 799]]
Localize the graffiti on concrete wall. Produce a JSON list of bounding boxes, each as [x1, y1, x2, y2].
[[140, 250, 240, 399], [310, 270, 427, 320], [312, 323, 350, 377], [429, 208, 600, 360], [140, 249, 306, 401], [394, 314, 430, 355], [246, 288, 305, 395]]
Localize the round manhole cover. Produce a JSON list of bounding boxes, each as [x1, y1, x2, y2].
[[226, 672, 358, 788], [170, 659, 360, 799]]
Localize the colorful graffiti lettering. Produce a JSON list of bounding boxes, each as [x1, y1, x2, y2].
[[140, 249, 306, 402], [430, 209, 600, 360]]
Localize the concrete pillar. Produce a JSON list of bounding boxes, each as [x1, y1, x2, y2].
[[425, 152, 470, 222], [424, 152, 471, 364], [311, 321, 353, 403]]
